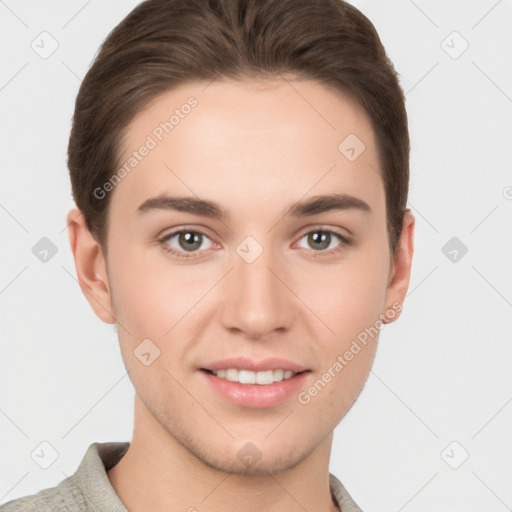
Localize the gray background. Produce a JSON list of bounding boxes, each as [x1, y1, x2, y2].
[[1, 0, 511, 510]]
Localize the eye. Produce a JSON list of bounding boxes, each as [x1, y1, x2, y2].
[[158, 226, 350, 260], [159, 229, 215, 258], [296, 228, 350, 256]]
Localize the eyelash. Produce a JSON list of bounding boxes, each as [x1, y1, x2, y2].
[[158, 226, 351, 260]]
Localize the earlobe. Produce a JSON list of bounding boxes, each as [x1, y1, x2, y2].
[[66, 207, 116, 324], [382, 209, 415, 324]]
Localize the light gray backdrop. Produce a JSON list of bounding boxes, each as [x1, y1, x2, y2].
[[1, 1, 511, 510]]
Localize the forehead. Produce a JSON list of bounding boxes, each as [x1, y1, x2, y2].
[[111, 76, 383, 217]]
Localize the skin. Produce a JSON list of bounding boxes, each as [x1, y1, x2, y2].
[[67, 75, 414, 512]]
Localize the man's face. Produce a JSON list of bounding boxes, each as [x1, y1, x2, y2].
[[96, 76, 407, 473]]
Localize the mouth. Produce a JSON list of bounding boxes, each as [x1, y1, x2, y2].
[[198, 356, 311, 407], [199, 360, 312, 408], [200, 368, 308, 385]]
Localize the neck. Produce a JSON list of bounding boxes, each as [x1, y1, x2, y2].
[[107, 394, 340, 512]]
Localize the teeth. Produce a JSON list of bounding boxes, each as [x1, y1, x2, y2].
[[210, 368, 298, 385]]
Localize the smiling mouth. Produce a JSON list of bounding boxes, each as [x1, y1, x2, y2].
[[201, 368, 308, 385]]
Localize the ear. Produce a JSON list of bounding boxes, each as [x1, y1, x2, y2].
[[382, 209, 415, 324], [66, 207, 116, 324]]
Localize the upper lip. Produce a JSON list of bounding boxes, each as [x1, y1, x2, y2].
[[201, 356, 309, 373]]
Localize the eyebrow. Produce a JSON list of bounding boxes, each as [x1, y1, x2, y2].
[[136, 192, 371, 219]]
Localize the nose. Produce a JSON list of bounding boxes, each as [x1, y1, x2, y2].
[[220, 241, 295, 340]]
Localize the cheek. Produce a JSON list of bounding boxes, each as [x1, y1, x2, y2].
[[296, 269, 384, 419], [299, 248, 390, 342], [296, 349, 375, 433], [107, 245, 219, 361]]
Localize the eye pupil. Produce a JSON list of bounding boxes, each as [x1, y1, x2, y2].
[[180, 231, 202, 251], [308, 231, 330, 250]]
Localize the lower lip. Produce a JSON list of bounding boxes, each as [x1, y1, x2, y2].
[[200, 370, 310, 408]]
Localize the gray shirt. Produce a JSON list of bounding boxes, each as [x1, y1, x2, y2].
[[0, 442, 363, 511]]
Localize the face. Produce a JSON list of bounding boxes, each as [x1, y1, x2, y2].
[[71, 75, 414, 474]]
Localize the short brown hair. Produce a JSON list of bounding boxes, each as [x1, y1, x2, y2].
[[67, 0, 409, 257]]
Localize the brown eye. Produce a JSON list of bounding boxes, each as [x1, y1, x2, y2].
[[160, 229, 214, 257], [307, 231, 332, 250], [296, 228, 349, 256], [176, 231, 203, 251]]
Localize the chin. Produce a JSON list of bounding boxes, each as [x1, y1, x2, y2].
[[206, 450, 306, 476], [193, 436, 312, 476]]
